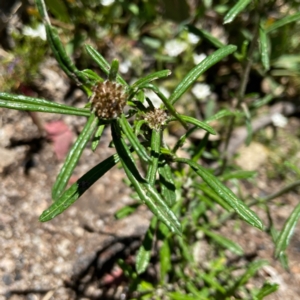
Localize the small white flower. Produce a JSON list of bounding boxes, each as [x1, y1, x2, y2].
[[101, 0, 115, 6], [164, 40, 187, 57], [144, 87, 170, 108], [193, 53, 207, 65], [23, 23, 46, 40], [191, 83, 211, 100], [119, 60, 131, 74], [271, 113, 288, 128], [187, 33, 200, 44]]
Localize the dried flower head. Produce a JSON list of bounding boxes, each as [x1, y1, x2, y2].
[[144, 108, 168, 131], [90, 80, 126, 119]]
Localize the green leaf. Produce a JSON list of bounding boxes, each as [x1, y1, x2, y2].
[[44, 0, 71, 23], [44, 23, 92, 88], [177, 158, 263, 230], [146, 129, 161, 185], [173, 126, 198, 153], [186, 281, 205, 298], [158, 163, 176, 207], [114, 203, 140, 219], [52, 114, 98, 200], [275, 201, 300, 257], [255, 282, 279, 300], [119, 114, 151, 163], [35, 0, 47, 19], [221, 170, 257, 181], [169, 45, 237, 105], [223, 0, 252, 24], [131, 70, 171, 90], [136, 217, 157, 274], [112, 122, 181, 235], [259, 25, 270, 71], [169, 114, 216, 135], [201, 273, 226, 294], [187, 25, 224, 48], [85, 44, 128, 87], [91, 124, 105, 151], [39, 153, 119, 222], [284, 161, 300, 177], [200, 227, 244, 255], [0, 93, 90, 117], [81, 69, 103, 83], [205, 109, 241, 122], [108, 59, 119, 82], [167, 292, 201, 300], [134, 119, 146, 136], [251, 94, 273, 109], [266, 12, 300, 33], [192, 132, 209, 162], [200, 185, 232, 211], [233, 260, 268, 288], [160, 239, 171, 282]]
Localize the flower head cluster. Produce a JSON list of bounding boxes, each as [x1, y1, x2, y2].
[[90, 80, 126, 119], [144, 108, 168, 131]]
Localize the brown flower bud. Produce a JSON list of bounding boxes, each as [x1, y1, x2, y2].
[[90, 80, 126, 119], [144, 108, 168, 130]]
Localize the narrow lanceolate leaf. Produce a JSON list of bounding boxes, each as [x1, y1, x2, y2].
[[91, 124, 105, 151], [136, 217, 157, 274], [43, 0, 70, 23], [0, 93, 90, 117], [112, 122, 181, 235], [255, 282, 279, 300], [45, 24, 92, 88], [200, 227, 244, 255], [266, 12, 300, 33], [275, 201, 300, 257], [85, 44, 128, 87], [81, 69, 103, 84], [205, 109, 240, 122], [158, 163, 176, 207], [173, 126, 198, 153], [186, 25, 224, 48], [35, 0, 47, 19], [131, 70, 171, 91], [259, 25, 270, 71], [115, 203, 140, 219], [109, 59, 119, 82], [52, 114, 98, 200], [234, 260, 268, 288], [118, 114, 150, 163], [169, 114, 216, 135], [221, 170, 257, 181], [40, 154, 119, 222], [160, 239, 171, 282], [146, 129, 161, 185], [35, 0, 91, 87], [169, 45, 237, 105], [223, 0, 252, 24], [177, 158, 263, 230], [200, 185, 232, 211]]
